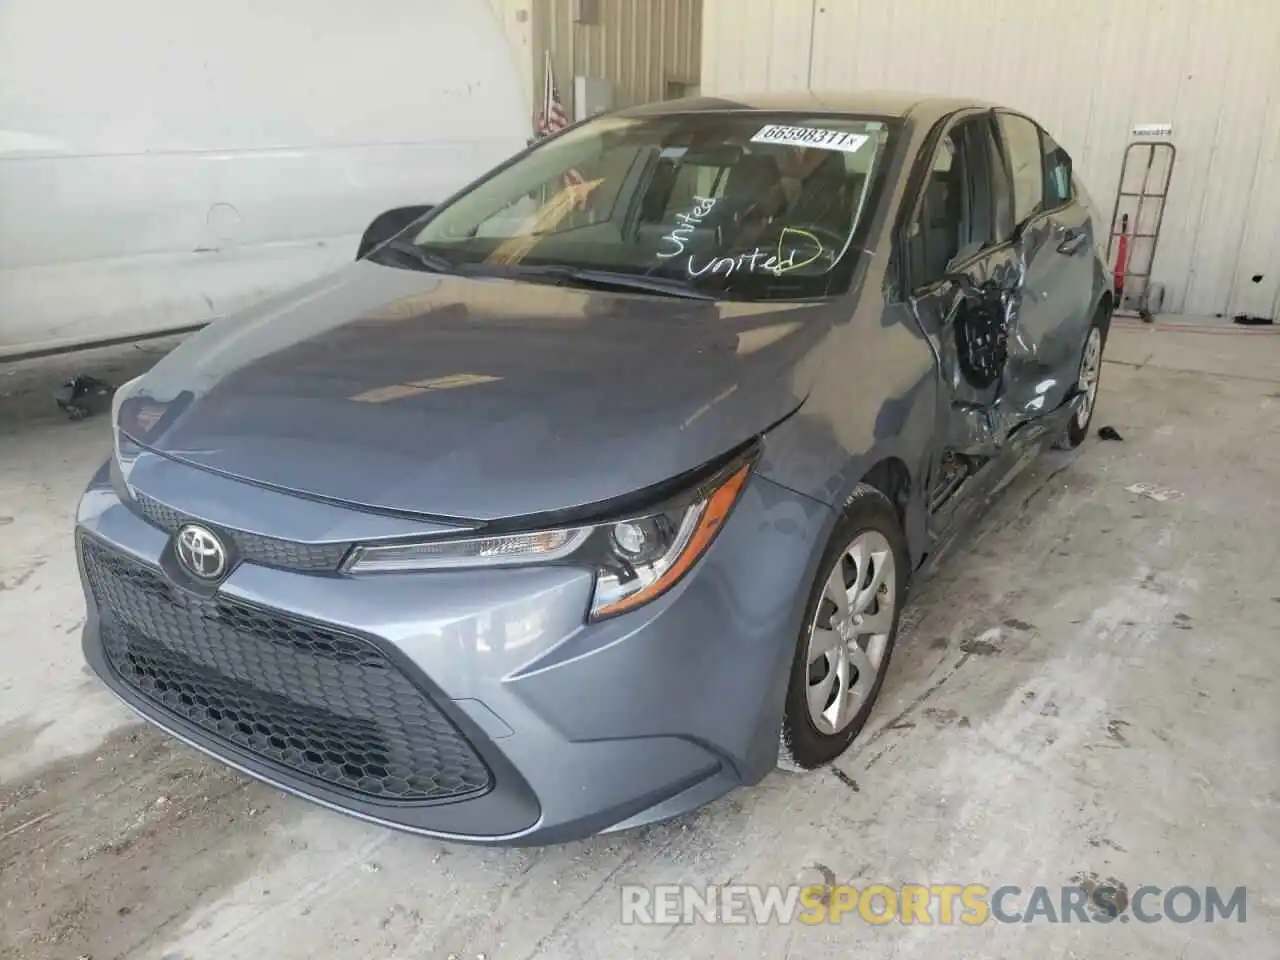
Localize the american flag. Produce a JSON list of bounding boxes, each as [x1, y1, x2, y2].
[[534, 52, 587, 191]]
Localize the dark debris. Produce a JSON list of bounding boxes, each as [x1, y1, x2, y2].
[[54, 375, 116, 421]]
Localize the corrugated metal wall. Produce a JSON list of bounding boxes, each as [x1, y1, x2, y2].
[[702, 0, 1280, 318], [533, 0, 702, 114]]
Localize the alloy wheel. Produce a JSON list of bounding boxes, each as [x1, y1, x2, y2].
[[1076, 326, 1103, 427], [803, 530, 896, 735]]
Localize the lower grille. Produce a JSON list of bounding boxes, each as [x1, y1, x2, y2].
[[81, 536, 492, 803]]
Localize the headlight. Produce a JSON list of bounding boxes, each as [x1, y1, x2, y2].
[[342, 528, 593, 572], [111, 375, 145, 465], [344, 459, 753, 620], [585, 462, 750, 618]]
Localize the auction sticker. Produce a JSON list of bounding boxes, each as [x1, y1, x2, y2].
[[750, 124, 869, 153]]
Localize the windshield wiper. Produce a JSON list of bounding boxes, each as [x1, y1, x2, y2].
[[493, 265, 713, 300], [370, 247, 712, 300], [374, 240, 454, 273]]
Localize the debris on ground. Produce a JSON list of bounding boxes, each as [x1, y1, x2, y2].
[[53, 375, 115, 420], [1098, 425, 1124, 441], [1125, 482, 1183, 502]]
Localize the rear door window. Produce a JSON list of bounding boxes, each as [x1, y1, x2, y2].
[[1042, 131, 1073, 209], [997, 113, 1045, 226]]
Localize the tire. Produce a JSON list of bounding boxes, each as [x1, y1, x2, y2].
[[1054, 304, 1109, 450], [778, 484, 909, 772]]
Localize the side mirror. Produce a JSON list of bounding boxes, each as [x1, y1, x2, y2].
[[356, 205, 434, 260]]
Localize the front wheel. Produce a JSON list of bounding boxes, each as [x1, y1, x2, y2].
[[1054, 307, 1108, 450], [778, 485, 908, 772]]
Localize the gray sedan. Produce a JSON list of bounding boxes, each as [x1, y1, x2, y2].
[[78, 91, 1111, 844]]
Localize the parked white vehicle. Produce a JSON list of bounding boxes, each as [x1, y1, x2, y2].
[[0, 0, 530, 360]]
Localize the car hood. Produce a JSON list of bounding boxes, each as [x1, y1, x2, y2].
[[122, 261, 841, 521]]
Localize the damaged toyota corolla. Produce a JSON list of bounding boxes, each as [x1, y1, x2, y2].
[[78, 92, 1111, 844]]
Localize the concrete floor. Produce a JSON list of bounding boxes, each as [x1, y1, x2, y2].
[[1, 320, 1277, 959]]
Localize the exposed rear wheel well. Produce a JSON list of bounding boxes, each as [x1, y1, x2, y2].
[[860, 458, 912, 530]]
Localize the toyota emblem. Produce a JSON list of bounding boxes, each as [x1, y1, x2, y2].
[[175, 523, 228, 580]]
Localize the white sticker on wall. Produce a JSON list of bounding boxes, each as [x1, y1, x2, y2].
[[750, 124, 869, 153], [1132, 122, 1173, 138]]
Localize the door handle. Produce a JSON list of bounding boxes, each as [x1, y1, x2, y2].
[[1056, 229, 1088, 255]]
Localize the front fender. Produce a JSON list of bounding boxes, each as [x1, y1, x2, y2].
[[755, 369, 937, 572]]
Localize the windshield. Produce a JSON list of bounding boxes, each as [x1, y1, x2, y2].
[[378, 112, 899, 300]]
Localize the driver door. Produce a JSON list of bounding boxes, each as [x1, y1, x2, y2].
[[903, 112, 1021, 468]]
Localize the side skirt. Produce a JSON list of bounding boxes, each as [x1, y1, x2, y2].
[[915, 390, 1085, 581]]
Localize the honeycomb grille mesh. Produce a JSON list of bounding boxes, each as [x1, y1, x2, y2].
[[131, 491, 350, 572], [82, 536, 492, 802]]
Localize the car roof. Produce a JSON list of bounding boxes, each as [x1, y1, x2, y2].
[[618, 90, 993, 126]]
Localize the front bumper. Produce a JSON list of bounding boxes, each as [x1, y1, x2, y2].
[[77, 451, 832, 844]]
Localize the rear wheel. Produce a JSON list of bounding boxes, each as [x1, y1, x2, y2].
[[778, 485, 907, 772], [1055, 306, 1108, 450]]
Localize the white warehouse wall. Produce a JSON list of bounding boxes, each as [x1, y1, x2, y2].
[[488, 0, 537, 103], [701, 0, 1280, 319]]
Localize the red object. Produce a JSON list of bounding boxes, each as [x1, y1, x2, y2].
[[1113, 213, 1130, 299]]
